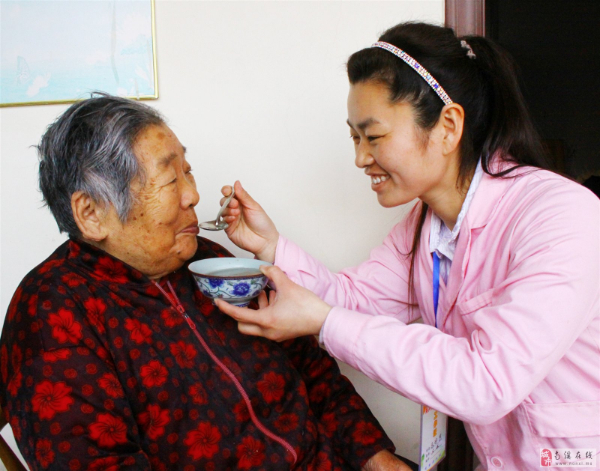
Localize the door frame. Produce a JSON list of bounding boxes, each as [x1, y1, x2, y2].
[[445, 0, 485, 36]]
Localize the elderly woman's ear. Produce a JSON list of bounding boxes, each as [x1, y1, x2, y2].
[[71, 191, 110, 242]]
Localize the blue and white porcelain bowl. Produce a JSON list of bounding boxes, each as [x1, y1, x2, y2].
[[188, 258, 272, 307]]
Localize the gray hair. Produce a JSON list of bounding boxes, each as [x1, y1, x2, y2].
[[37, 93, 165, 237]]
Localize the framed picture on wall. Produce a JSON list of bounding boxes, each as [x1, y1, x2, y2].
[[0, 0, 158, 107]]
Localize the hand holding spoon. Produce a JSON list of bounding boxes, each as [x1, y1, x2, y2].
[[199, 188, 235, 231]]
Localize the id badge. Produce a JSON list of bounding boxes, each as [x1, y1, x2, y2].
[[419, 405, 447, 471]]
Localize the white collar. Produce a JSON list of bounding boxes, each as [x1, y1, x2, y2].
[[430, 159, 484, 261]]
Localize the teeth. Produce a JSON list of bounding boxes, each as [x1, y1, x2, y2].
[[371, 175, 389, 185]]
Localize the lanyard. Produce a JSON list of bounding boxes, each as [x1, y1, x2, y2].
[[420, 252, 448, 471], [432, 252, 440, 328]]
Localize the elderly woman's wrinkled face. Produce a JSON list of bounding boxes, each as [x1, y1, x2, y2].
[[102, 124, 200, 279]]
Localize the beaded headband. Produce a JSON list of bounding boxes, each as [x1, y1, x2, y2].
[[372, 41, 453, 105]]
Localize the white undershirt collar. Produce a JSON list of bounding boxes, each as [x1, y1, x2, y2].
[[429, 159, 483, 283]]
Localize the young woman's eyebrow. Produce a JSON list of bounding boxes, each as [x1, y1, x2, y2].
[[346, 118, 380, 131]]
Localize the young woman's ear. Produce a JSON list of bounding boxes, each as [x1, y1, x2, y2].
[[71, 191, 109, 242], [439, 103, 465, 156]]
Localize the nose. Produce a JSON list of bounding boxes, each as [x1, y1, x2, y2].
[[181, 176, 200, 208], [354, 141, 375, 169]]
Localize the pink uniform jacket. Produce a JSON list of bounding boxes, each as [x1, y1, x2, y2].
[[275, 165, 600, 470]]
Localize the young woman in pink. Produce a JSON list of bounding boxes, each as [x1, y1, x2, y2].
[[216, 22, 600, 470]]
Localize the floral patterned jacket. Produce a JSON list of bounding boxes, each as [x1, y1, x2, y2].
[[0, 237, 394, 470]]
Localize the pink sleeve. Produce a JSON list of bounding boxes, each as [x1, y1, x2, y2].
[[274, 220, 420, 324], [324, 182, 600, 426]]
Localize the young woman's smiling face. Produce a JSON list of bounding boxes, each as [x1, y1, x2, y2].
[[347, 80, 451, 209]]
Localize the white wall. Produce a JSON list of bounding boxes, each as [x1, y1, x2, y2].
[[0, 0, 444, 466]]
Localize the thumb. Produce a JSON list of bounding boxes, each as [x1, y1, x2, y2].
[[259, 265, 289, 291]]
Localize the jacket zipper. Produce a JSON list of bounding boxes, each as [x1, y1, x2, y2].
[[152, 280, 298, 465]]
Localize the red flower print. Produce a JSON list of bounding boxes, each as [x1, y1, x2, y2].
[[84, 297, 107, 333], [138, 404, 170, 440], [97, 373, 125, 398], [307, 356, 333, 379], [233, 401, 250, 422], [67, 239, 81, 257], [7, 370, 22, 396], [92, 256, 129, 283], [47, 308, 83, 344], [32, 380, 74, 420], [38, 259, 63, 274], [58, 442, 70, 453], [11, 286, 23, 304], [11, 344, 22, 370], [10, 416, 21, 441], [35, 438, 55, 468], [140, 360, 168, 388], [275, 413, 299, 433], [321, 412, 338, 437], [88, 456, 119, 471], [64, 368, 77, 379], [158, 391, 169, 402], [184, 422, 221, 460], [352, 421, 383, 445], [89, 413, 128, 448], [257, 371, 285, 403], [188, 383, 208, 405], [169, 341, 197, 368], [0, 345, 7, 384], [236, 436, 266, 469], [309, 382, 330, 403], [42, 348, 72, 363], [124, 318, 152, 344], [221, 357, 242, 378], [6, 299, 17, 322], [199, 299, 215, 317], [27, 294, 39, 316], [252, 340, 272, 359], [349, 395, 364, 409], [161, 308, 183, 328], [310, 451, 332, 471], [61, 272, 86, 287], [109, 292, 130, 308]]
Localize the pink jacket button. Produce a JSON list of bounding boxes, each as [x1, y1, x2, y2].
[[491, 456, 504, 468]]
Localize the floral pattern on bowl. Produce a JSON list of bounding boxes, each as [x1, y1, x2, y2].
[[189, 258, 272, 307]]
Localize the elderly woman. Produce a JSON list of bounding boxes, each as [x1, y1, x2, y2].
[[0, 95, 414, 470]]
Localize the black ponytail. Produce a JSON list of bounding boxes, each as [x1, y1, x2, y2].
[[462, 35, 551, 175], [346, 22, 552, 308]]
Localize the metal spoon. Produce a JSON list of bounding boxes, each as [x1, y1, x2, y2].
[[198, 188, 235, 231]]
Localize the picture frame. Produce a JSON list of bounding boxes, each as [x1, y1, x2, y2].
[[0, 0, 158, 108]]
